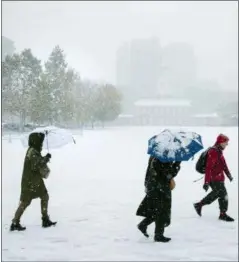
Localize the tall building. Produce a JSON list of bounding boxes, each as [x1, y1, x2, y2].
[[161, 42, 197, 98], [2, 36, 15, 60], [116, 37, 162, 112]]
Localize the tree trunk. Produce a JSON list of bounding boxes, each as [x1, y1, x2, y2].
[[79, 122, 84, 135], [91, 121, 94, 129], [48, 117, 53, 126], [19, 110, 26, 133]]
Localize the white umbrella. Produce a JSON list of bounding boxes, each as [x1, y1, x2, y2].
[[21, 126, 76, 151]]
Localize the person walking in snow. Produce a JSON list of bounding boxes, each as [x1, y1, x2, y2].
[[194, 134, 234, 222], [136, 156, 181, 242], [10, 132, 57, 231]]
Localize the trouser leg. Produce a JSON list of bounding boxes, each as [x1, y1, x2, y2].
[[154, 217, 165, 236], [137, 216, 155, 237], [40, 192, 49, 218], [139, 217, 155, 227], [201, 182, 220, 205], [12, 199, 32, 223], [217, 183, 228, 213]]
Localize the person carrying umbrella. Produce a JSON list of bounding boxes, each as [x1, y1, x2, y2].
[[10, 132, 57, 231], [136, 130, 203, 242], [136, 156, 181, 242], [193, 134, 234, 222]]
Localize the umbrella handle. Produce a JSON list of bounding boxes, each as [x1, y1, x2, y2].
[[45, 131, 49, 153], [193, 176, 204, 183], [46, 137, 51, 163]]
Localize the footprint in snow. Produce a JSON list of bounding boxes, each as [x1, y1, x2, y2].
[[45, 236, 68, 243], [73, 218, 89, 223], [114, 237, 130, 242], [51, 239, 68, 243]]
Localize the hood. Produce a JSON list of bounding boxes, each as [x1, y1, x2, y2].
[[214, 134, 229, 146], [28, 132, 45, 152]]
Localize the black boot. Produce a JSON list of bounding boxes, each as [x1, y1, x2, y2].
[[154, 222, 171, 242], [137, 223, 149, 238], [154, 234, 171, 242], [219, 213, 234, 222], [10, 221, 26, 231], [42, 216, 57, 228], [193, 202, 202, 217]]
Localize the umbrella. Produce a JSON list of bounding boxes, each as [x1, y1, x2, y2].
[[147, 129, 203, 163], [21, 126, 76, 151]]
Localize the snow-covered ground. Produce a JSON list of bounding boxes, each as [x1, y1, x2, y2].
[[2, 126, 238, 261]]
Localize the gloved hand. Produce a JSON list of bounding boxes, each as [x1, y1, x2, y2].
[[46, 153, 51, 158], [45, 153, 52, 162], [226, 171, 233, 182], [203, 183, 209, 192]]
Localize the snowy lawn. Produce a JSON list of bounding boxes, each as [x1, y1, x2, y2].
[[2, 126, 238, 261]]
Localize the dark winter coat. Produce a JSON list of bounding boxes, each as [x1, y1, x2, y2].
[[136, 156, 181, 227], [20, 133, 50, 202], [205, 145, 231, 184]]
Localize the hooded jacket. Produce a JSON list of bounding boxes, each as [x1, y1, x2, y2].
[[28, 132, 45, 152], [20, 132, 49, 201], [204, 134, 231, 184]]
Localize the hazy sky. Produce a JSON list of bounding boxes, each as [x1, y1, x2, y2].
[[2, 1, 238, 90]]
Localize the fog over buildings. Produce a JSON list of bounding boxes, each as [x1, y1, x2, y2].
[[3, 1, 237, 86], [2, 1, 238, 127]]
